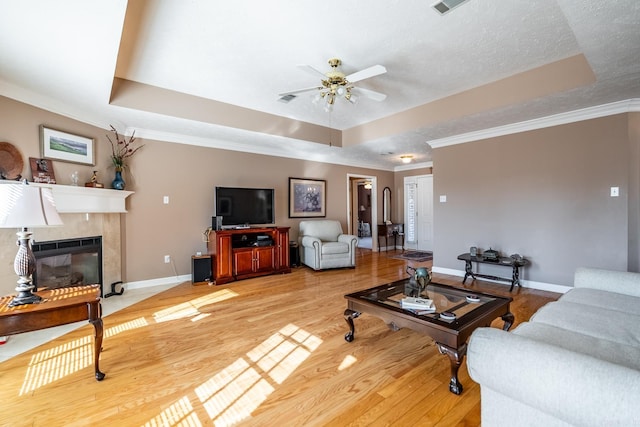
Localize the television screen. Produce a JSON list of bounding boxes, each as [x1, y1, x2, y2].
[[215, 187, 275, 226]]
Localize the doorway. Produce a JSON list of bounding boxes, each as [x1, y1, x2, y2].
[[347, 174, 377, 251]]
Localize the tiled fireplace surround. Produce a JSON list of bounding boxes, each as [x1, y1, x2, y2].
[[0, 184, 132, 297]]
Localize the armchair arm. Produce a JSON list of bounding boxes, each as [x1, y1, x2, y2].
[[337, 234, 358, 244], [300, 235, 321, 248], [338, 234, 358, 266], [467, 327, 640, 426]]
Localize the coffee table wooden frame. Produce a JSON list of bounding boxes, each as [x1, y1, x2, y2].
[[344, 279, 513, 394]]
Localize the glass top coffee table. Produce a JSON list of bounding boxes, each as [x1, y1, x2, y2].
[[344, 279, 513, 394]]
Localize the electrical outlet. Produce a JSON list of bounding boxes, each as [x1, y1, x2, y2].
[[164, 255, 171, 263]]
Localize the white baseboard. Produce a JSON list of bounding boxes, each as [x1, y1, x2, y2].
[[431, 266, 571, 294], [124, 274, 191, 290]]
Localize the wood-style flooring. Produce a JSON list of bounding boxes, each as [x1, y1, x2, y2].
[[0, 249, 559, 426]]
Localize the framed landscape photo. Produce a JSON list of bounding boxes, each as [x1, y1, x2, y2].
[[40, 125, 95, 165], [289, 177, 326, 218]]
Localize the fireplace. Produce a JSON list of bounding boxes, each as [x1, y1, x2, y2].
[[32, 236, 103, 296]]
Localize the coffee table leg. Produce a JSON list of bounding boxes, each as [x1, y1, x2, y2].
[[502, 312, 514, 331], [344, 309, 360, 342], [436, 342, 467, 395]]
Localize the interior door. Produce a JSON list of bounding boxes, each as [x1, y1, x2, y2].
[[404, 175, 433, 252], [416, 175, 433, 251]]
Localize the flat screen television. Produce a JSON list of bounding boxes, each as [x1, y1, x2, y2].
[[215, 186, 275, 227]]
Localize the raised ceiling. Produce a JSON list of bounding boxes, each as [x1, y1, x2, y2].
[[1, 0, 639, 170]]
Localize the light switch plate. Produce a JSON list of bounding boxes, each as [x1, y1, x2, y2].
[[439, 195, 447, 203], [610, 187, 619, 197]]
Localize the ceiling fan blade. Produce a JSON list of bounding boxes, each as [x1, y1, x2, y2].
[[278, 86, 322, 97], [297, 64, 327, 79], [353, 87, 387, 102], [346, 65, 387, 83]]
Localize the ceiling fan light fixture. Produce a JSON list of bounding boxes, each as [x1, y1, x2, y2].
[[401, 155, 413, 164]]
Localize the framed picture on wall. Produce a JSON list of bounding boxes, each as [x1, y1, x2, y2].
[[289, 177, 326, 218], [40, 125, 95, 165]]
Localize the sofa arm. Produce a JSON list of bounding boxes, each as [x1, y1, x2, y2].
[[574, 267, 640, 297], [467, 327, 640, 426]]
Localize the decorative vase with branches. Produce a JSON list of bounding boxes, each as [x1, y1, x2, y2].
[[106, 125, 143, 190]]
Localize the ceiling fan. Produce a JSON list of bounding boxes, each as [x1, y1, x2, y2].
[[278, 58, 387, 111]]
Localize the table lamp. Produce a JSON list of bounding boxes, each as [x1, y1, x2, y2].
[[0, 180, 63, 307]]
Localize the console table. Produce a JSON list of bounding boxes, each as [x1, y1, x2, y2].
[[457, 253, 529, 292], [0, 285, 105, 380], [378, 223, 404, 252]]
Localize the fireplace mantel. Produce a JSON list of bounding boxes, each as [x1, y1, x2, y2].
[[30, 183, 133, 213]]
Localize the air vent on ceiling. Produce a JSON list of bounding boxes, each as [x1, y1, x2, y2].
[[278, 94, 297, 103], [432, 0, 470, 15]]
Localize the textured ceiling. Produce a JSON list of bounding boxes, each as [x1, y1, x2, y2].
[[1, 0, 639, 170]]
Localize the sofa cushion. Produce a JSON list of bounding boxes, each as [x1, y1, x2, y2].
[[559, 287, 640, 315], [530, 301, 640, 347], [321, 241, 349, 255], [514, 322, 640, 371]]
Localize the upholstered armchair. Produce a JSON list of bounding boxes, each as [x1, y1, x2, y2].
[[298, 220, 358, 270]]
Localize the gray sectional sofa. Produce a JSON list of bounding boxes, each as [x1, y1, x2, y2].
[[467, 267, 640, 426]]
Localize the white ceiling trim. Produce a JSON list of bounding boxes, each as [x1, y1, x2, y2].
[[0, 79, 115, 131], [428, 99, 640, 149], [394, 161, 433, 172], [132, 127, 398, 172]]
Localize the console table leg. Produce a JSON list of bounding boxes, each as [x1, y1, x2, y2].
[[344, 309, 360, 342], [502, 312, 515, 331], [510, 265, 521, 291], [462, 260, 474, 284], [436, 342, 467, 395]]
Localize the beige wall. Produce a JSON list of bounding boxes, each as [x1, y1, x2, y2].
[[2, 93, 637, 291], [0, 95, 393, 291], [432, 114, 635, 286]]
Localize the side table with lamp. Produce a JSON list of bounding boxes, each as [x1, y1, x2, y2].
[[0, 180, 105, 380]]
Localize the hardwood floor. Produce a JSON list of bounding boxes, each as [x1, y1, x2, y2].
[[0, 249, 559, 426]]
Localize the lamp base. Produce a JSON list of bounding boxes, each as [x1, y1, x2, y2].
[[9, 290, 42, 307]]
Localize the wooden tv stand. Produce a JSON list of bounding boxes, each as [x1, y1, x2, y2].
[[207, 227, 291, 285]]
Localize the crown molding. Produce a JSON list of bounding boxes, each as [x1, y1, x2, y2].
[[394, 161, 433, 172], [428, 99, 640, 149]]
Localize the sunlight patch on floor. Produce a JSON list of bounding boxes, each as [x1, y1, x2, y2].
[[153, 289, 239, 323], [142, 396, 202, 427], [142, 323, 323, 426], [20, 336, 93, 396], [19, 318, 148, 395], [338, 354, 358, 370]]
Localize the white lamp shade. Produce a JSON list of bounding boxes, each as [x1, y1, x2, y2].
[[0, 182, 63, 228]]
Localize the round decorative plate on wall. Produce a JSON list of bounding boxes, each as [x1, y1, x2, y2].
[[0, 141, 24, 180]]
